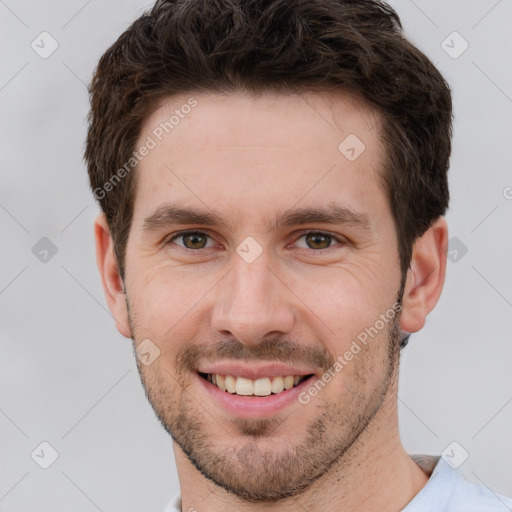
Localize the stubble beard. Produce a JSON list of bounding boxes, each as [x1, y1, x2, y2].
[[128, 295, 402, 502]]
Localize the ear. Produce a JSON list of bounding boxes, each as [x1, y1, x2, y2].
[[94, 213, 132, 338], [400, 216, 448, 333]]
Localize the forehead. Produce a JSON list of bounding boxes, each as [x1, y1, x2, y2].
[[132, 90, 387, 227]]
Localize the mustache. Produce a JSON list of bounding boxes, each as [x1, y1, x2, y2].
[[176, 337, 336, 374]]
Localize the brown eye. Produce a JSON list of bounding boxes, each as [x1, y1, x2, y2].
[[168, 231, 213, 250], [305, 233, 331, 249], [295, 231, 345, 251]]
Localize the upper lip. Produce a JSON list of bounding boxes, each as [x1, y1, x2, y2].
[[197, 362, 317, 380]]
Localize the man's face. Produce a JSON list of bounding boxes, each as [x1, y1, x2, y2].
[[123, 91, 404, 500]]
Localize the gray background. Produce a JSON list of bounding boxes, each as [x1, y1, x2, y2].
[[1, 0, 511, 510]]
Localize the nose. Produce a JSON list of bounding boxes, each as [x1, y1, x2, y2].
[[210, 250, 296, 347]]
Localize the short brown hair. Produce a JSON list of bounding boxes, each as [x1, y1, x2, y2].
[[85, 0, 452, 280]]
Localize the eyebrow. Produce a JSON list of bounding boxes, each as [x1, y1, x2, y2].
[[142, 201, 372, 233]]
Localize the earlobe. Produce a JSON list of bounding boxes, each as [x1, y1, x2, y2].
[[94, 213, 132, 339], [399, 217, 448, 334]]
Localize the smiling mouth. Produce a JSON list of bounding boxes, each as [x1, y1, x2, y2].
[[198, 372, 315, 396]]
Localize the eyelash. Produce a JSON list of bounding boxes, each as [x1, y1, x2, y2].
[[165, 230, 347, 254]]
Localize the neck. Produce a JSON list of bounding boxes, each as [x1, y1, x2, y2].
[[174, 377, 429, 512]]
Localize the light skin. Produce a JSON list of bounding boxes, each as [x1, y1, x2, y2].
[[95, 90, 448, 511]]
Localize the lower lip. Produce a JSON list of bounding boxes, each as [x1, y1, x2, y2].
[[197, 373, 316, 419]]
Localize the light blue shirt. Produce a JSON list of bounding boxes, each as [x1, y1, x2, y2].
[[164, 454, 512, 511]]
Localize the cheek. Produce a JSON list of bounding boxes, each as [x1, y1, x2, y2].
[[291, 261, 395, 328], [128, 265, 218, 336]]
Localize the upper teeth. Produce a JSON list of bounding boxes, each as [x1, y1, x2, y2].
[[206, 374, 304, 396]]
